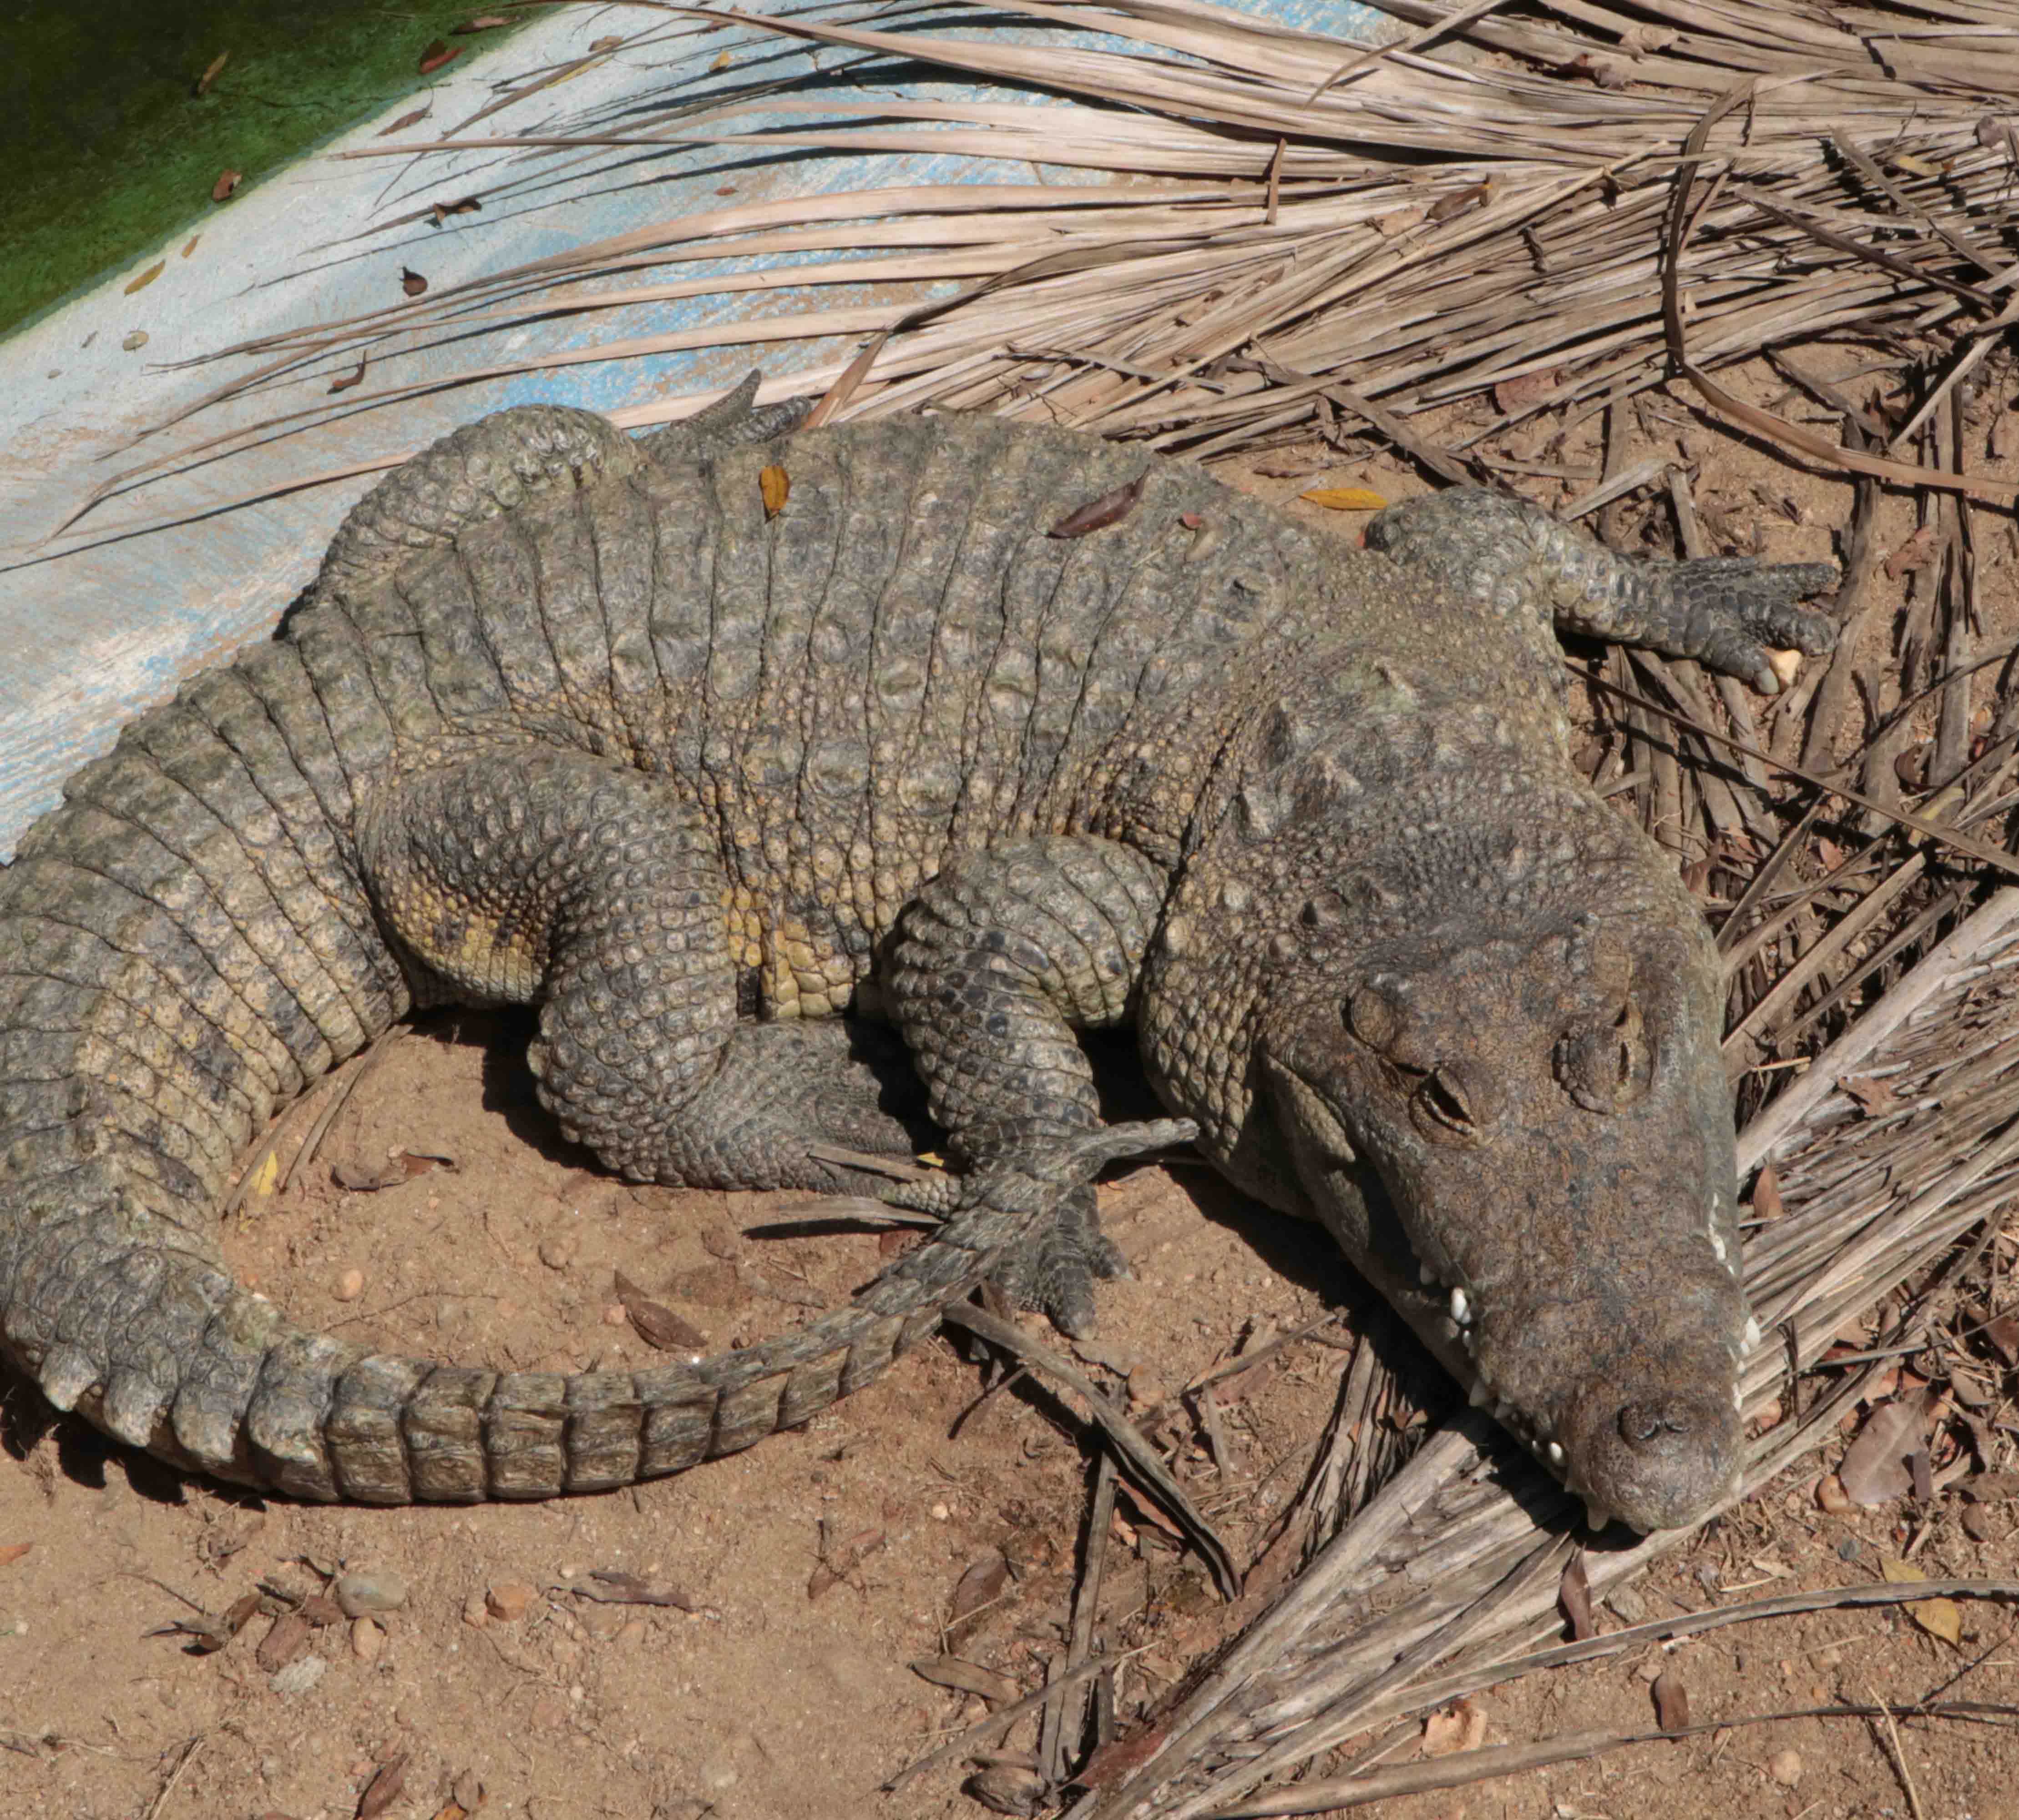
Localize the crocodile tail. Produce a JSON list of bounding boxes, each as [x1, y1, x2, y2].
[[0, 624, 1030, 1501]]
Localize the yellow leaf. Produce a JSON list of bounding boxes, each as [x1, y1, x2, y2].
[[124, 260, 165, 295], [181, 234, 200, 259], [1880, 1556, 1962, 1645], [1298, 486, 1387, 511], [246, 1149, 282, 1201], [759, 464, 790, 518], [712, 49, 732, 69]]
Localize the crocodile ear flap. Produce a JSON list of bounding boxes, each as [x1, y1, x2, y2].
[[1553, 994, 1653, 1112]]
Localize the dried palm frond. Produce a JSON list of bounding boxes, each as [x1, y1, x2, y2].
[[70, 0, 2019, 531]]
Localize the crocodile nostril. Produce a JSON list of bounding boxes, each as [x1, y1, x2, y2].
[[1617, 1395, 1703, 1451]]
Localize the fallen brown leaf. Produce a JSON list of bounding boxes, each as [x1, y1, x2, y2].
[[573, 1569, 701, 1610], [1493, 367, 1563, 414], [195, 51, 229, 96], [1841, 1395, 1933, 1505], [168, 1590, 262, 1654], [211, 169, 241, 203], [1839, 1074, 1892, 1115], [1983, 1314, 2019, 1364], [612, 1271, 704, 1351], [1428, 180, 1492, 222], [1651, 1665, 1690, 1734], [256, 1611, 313, 1673], [418, 40, 461, 75], [329, 356, 368, 395], [428, 196, 481, 225], [1751, 1163, 1784, 1222], [947, 1551, 1008, 1623], [1882, 525, 1937, 581], [378, 105, 430, 137], [0, 1542, 30, 1567], [1078, 1727, 1167, 1788], [759, 464, 790, 518], [1047, 470, 1146, 538], [357, 1752, 409, 1819], [909, 1654, 1020, 1704], [454, 14, 512, 30], [400, 267, 428, 298], [1880, 1556, 1963, 1645], [1298, 485, 1387, 511], [1559, 1551, 1596, 1641]]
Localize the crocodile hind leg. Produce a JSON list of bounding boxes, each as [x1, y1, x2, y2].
[[886, 836, 1172, 1334], [356, 751, 921, 1191], [1364, 488, 1839, 691]]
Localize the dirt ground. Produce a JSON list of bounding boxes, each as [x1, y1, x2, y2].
[[5, 352, 2019, 1820]]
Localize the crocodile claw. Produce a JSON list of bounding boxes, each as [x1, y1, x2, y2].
[[886, 1117, 1196, 1333]]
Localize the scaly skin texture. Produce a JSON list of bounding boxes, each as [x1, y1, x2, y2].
[[0, 379, 1835, 1527]]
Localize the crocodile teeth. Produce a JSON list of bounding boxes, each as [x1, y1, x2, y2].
[[1743, 1313, 1762, 1350], [1448, 1285, 1471, 1326], [1469, 1377, 1493, 1408], [1708, 1229, 1728, 1264], [1582, 1499, 1613, 1532], [1418, 1261, 1436, 1287]]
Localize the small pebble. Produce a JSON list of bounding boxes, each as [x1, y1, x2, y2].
[[528, 1690, 570, 1731], [269, 1655, 328, 1698], [333, 1268, 364, 1303], [351, 1617, 384, 1662], [461, 1594, 490, 1630], [334, 1569, 407, 1618], [486, 1581, 537, 1623], [539, 1234, 578, 1270], [1767, 1746, 1802, 1787]]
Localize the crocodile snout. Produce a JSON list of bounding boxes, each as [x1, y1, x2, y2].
[[1561, 1375, 1745, 1533]]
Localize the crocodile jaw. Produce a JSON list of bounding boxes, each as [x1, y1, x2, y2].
[[1267, 1060, 1753, 1535]]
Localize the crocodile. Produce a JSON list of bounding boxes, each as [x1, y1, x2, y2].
[[0, 378, 1836, 1532]]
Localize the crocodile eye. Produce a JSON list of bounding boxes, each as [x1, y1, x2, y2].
[[1346, 986, 1400, 1051]]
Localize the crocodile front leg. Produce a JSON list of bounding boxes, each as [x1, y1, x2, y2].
[[886, 836, 1174, 1333], [357, 751, 922, 1190], [1364, 487, 1838, 692]]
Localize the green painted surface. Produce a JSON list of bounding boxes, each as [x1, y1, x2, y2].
[[0, 2, 527, 337]]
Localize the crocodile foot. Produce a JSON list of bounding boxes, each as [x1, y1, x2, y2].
[[887, 1118, 1194, 1336]]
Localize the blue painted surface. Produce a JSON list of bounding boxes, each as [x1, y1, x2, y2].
[[0, 0, 1378, 858]]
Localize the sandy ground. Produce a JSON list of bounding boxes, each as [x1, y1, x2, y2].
[[5, 354, 2019, 1820]]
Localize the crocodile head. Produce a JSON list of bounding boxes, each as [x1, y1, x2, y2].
[[1148, 717, 1757, 1534], [1246, 833, 1754, 1533]]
